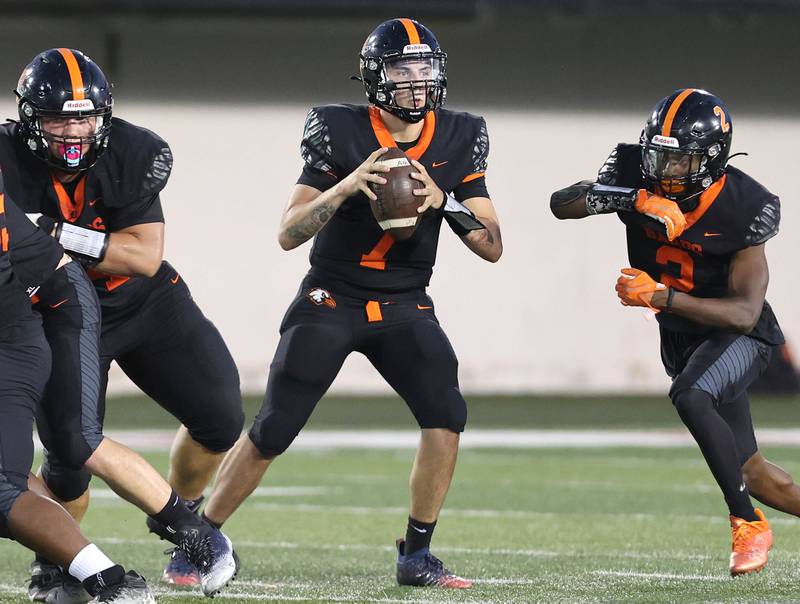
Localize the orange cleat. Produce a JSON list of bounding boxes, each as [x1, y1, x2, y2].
[[729, 508, 772, 576]]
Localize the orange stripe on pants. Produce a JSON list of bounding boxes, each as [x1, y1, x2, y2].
[[366, 301, 383, 323]]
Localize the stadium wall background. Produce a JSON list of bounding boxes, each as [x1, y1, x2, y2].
[[0, 8, 797, 394]]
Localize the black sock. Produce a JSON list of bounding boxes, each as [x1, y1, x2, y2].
[[150, 491, 203, 540], [185, 495, 205, 514], [201, 511, 222, 530], [81, 564, 125, 597], [404, 516, 436, 555], [674, 390, 758, 522], [34, 553, 54, 566]]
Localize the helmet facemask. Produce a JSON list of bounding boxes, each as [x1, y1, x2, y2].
[[361, 51, 447, 123], [19, 100, 112, 172], [641, 137, 724, 201]]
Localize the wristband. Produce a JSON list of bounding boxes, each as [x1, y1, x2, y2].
[[56, 223, 108, 261], [665, 287, 676, 312], [442, 192, 485, 236]]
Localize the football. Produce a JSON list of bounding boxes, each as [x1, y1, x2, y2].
[[368, 147, 421, 241]]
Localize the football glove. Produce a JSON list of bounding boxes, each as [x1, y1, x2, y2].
[[616, 268, 666, 311], [634, 191, 687, 242]]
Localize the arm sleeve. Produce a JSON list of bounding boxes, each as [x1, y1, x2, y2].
[[452, 117, 490, 202], [107, 194, 165, 231], [296, 108, 339, 193]]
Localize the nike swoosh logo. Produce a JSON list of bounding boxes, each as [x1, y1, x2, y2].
[[49, 298, 69, 309], [740, 482, 746, 492], [417, 304, 433, 310], [410, 525, 428, 533], [170, 275, 180, 285], [88, 198, 99, 206], [432, 161, 448, 168], [704, 232, 722, 237]]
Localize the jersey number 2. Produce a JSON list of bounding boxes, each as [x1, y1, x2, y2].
[[655, 245, 694, 292]]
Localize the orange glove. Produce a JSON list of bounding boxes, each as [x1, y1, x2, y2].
[[616, 268, 666, 311], [634, 190, 687, 242]]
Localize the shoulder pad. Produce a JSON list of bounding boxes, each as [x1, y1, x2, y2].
[[99, 119, 172, 205], [300, 107, 334, 173], [745, 195, 780, 246]]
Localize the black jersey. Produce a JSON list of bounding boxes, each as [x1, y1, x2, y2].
[[0, 171, 50, 332], [609, 143, 783, 344], [0, 118, 171, 315], [297, 104, 490, 295]]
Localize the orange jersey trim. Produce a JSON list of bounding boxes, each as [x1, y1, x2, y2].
[[0, 192, 5, 214], [461, 172, 485, 184], [360, 232, 395, 270], [684, 174, 727, 231], [661, 88, 695, 137], [368, 107, 436, 161], [51, 174, 86, 223], [399, 18, 421, 45], [57, 48, 85, 101], [365, 300, 383, 322]]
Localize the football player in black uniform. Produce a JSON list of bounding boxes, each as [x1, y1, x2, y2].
[[0, 171, 156, 603], [1, 49, 244, 592], [551, 88, 800, 576], [202, 18, 502, 588]]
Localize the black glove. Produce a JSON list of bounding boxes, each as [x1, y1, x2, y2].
[[36, 214, 58, 236]]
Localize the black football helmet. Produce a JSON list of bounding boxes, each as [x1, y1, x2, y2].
[[359, 18, 447, 123], [640, 88, 732, 200], [15, 48, 113, 172]]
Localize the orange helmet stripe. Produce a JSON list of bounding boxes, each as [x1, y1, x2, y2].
[[57, 48, 85, 101], [399, 18, 421, 45], [661, 88, 695, 137]]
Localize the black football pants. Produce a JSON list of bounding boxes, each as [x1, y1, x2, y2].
[[249, 277, 467, 457]]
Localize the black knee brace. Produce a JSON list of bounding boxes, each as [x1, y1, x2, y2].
[[186, 401, 245, 454], [41, 453, 91, 503], [248, 407, 305, 458]]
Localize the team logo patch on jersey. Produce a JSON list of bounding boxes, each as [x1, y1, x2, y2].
[[307, 288, 337, 308], [651, 134, 680, 148]]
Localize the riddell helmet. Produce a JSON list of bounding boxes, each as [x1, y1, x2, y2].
[[640, 88, 732, 200], [15, 48, 113, 172], [359, 18, 447, 123]]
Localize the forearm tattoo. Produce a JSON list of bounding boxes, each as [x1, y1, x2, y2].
[[286, 201, 336, 245]]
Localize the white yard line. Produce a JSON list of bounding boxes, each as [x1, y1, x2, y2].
[[592, 570, 728, 582], [92, 537, 715, 562], [31, 428, 800, 452]]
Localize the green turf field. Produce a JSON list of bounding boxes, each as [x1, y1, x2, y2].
[[3, 395, 800, 603]]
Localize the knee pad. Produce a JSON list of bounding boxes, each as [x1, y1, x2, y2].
[[248, 408, 305, 458], [670, 387, 714, 421], [187, 404, 245, 453], [0, 470, 28, 538], [41, 454, 91, 502], [48, 432, 94, 471], [416, 386, 467, 433]]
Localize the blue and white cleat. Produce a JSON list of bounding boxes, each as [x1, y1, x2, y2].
[[177, 525, 239, 597], [395, 539, 472, 589]]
